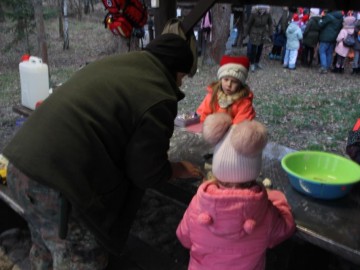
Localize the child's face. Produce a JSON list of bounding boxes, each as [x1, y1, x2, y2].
[[221, 76, 241, 95]]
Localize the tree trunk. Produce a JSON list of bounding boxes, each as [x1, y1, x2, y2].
[[84, 0, 90, 15], [58, 0, 64, 38], [153, 0, 176, 37], [31, 0, 49, 65], [63, 0, 69, 50], [77, 0, 82, 20], [0, 3, 5, 23], [202, 4, 231, 66]]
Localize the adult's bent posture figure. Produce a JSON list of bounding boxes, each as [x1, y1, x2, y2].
[[3, 33, 201, 269]]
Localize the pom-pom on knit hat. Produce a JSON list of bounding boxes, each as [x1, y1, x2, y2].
[[217, 55, 250, 85], [203, 114, 268, 183], [310, 8, 320, 16]]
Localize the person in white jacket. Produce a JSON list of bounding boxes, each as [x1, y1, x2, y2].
[[283, 13, 303, 70]]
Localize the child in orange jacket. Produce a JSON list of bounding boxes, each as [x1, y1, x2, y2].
[[196, 55, 256, 124]]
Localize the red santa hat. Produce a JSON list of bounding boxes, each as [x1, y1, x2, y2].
[[217, 55, 250, 85], [292, 14, 300, 22]]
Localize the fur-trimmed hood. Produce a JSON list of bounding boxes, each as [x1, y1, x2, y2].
[[251, 5, 270, 14]]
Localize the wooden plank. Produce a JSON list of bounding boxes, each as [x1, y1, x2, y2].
[[182, 0, 217, 34], [179, 0, 360, 21], [238, 0, 359, 10], [12, 105, 33, 117]]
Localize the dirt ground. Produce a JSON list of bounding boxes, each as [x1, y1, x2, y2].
[[1, 4, 360, 269], [1, 5, 360, 155]]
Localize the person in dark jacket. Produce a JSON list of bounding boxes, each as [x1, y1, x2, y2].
[[352, 20, 360, 74], [301, 8, 321, 67], [244, 5, 273, 72], [269, 6, 289, 61], [3, 33, 202, 269], [318, 10, 343, 74]]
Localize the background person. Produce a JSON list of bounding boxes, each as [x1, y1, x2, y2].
[[332, 16, 356, 73], [176, 114, 296, 270], [301, 8, 321, 67], [283, 14, 303, 70], [318, 10, 343, 74], [269, 6, 290, 61], [352, 20, 360, 74], [3, 33, 202, 269], [244, 5, 273, 72]]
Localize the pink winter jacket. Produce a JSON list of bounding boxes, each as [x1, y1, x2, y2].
[[335, 28, 355, 57], [176, 181, 296, 270]]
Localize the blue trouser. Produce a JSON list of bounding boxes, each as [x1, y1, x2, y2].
[[319, 42, 335, 69]]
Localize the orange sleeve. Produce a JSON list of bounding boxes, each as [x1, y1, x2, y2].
[[196, 86, 215, 122], [231, 92, 256, 124]]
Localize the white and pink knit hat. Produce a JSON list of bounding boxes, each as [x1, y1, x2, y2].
[[203, 113, 268, 183], [217, 55, 250, 85]]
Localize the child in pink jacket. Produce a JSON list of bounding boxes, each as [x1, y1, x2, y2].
[[333, 16, 356, 73], [176, 114, 296, 270], [196, 55, 256, 124]]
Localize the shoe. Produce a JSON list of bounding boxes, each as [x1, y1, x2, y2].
[[250, 64, 256, 72], [255, 63, 263, 69], [288, 67, 296, 70], [269, 53, 274, 60], [283, 65, 288, 68], [319, 67, 328, 74]]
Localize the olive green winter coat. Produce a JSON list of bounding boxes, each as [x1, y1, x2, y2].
[[4, 51, 184, 255]]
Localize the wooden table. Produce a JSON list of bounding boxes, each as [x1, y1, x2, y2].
[[1, 127, 360, 266], [262, 142, 360, 265], [168, 128, 360, 265], [12, 105, 33, 117]]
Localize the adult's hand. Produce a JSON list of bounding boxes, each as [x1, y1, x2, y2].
[[171, 161, 204, 179]]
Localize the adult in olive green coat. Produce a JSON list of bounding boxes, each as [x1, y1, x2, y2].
[[3, 33, 201, 269]]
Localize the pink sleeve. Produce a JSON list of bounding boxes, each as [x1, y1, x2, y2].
[[337, 29, 346, 43], [267, 190, 296, 248], [176, 207, 192, 248]]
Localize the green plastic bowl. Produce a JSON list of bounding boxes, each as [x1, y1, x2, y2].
[[281, 151, 360, 199]]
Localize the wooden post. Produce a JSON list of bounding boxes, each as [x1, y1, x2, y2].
[[153, 0, 176, 37]]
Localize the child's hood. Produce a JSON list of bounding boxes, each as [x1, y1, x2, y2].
[[195, 181, 269, 240], [287, 22, 299, 34]]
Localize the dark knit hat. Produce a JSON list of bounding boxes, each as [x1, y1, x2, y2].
[[144, 33, 194, 74]]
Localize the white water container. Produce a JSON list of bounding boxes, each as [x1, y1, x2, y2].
[[19, 56, 49, 110]]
